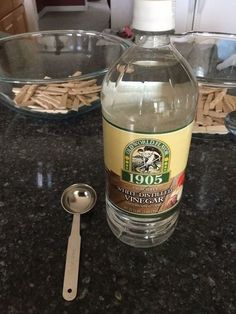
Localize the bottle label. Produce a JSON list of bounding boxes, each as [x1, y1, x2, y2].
[[103, 119, 193, 216]]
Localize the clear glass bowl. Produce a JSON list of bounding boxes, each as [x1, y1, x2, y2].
[[172, 31, 236, 87], [172, 32, 236, 134], [0, 30, 130, 119]]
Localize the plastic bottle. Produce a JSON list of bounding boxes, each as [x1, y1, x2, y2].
[[101, 0, 198, 247]]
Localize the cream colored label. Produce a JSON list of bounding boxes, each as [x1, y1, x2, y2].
[[103, 119, 194, 215]]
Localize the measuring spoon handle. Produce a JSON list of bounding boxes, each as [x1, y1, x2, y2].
[[62, 214, 81, 301]]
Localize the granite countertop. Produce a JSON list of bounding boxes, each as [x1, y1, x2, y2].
[[0, 104, 235, 314]]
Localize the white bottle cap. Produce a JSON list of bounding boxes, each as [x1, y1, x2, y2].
[[132, 0, 175, 32]]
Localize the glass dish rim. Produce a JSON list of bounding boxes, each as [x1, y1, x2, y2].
[[0, 29, 131, 84], [173, 30, 236, 39]]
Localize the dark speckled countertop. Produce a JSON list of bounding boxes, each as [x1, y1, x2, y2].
[[0, 104, 235, 314]]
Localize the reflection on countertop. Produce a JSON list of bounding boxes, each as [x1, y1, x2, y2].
[[0, 103, 235, 313]]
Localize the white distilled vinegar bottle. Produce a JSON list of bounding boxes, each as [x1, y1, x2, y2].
[[101, 0, 198, 247]]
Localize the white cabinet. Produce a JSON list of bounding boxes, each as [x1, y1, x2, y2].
[[193, 0, 236, 34], [111, 0, 236, 35], [175, 0, 195, 33], [110, 0, 134, 30], [176, 0, 236, 34]]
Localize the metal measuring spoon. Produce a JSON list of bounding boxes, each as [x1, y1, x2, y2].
[[61, 183, 97, 301]]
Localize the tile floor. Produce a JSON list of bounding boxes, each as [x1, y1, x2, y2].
[[39, 0, 110, 32]]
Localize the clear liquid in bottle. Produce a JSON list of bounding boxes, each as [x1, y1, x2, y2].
[[101, 0, 198, 247]]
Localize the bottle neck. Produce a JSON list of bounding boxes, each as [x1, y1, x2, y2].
[[134, 31, 174, 48]]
